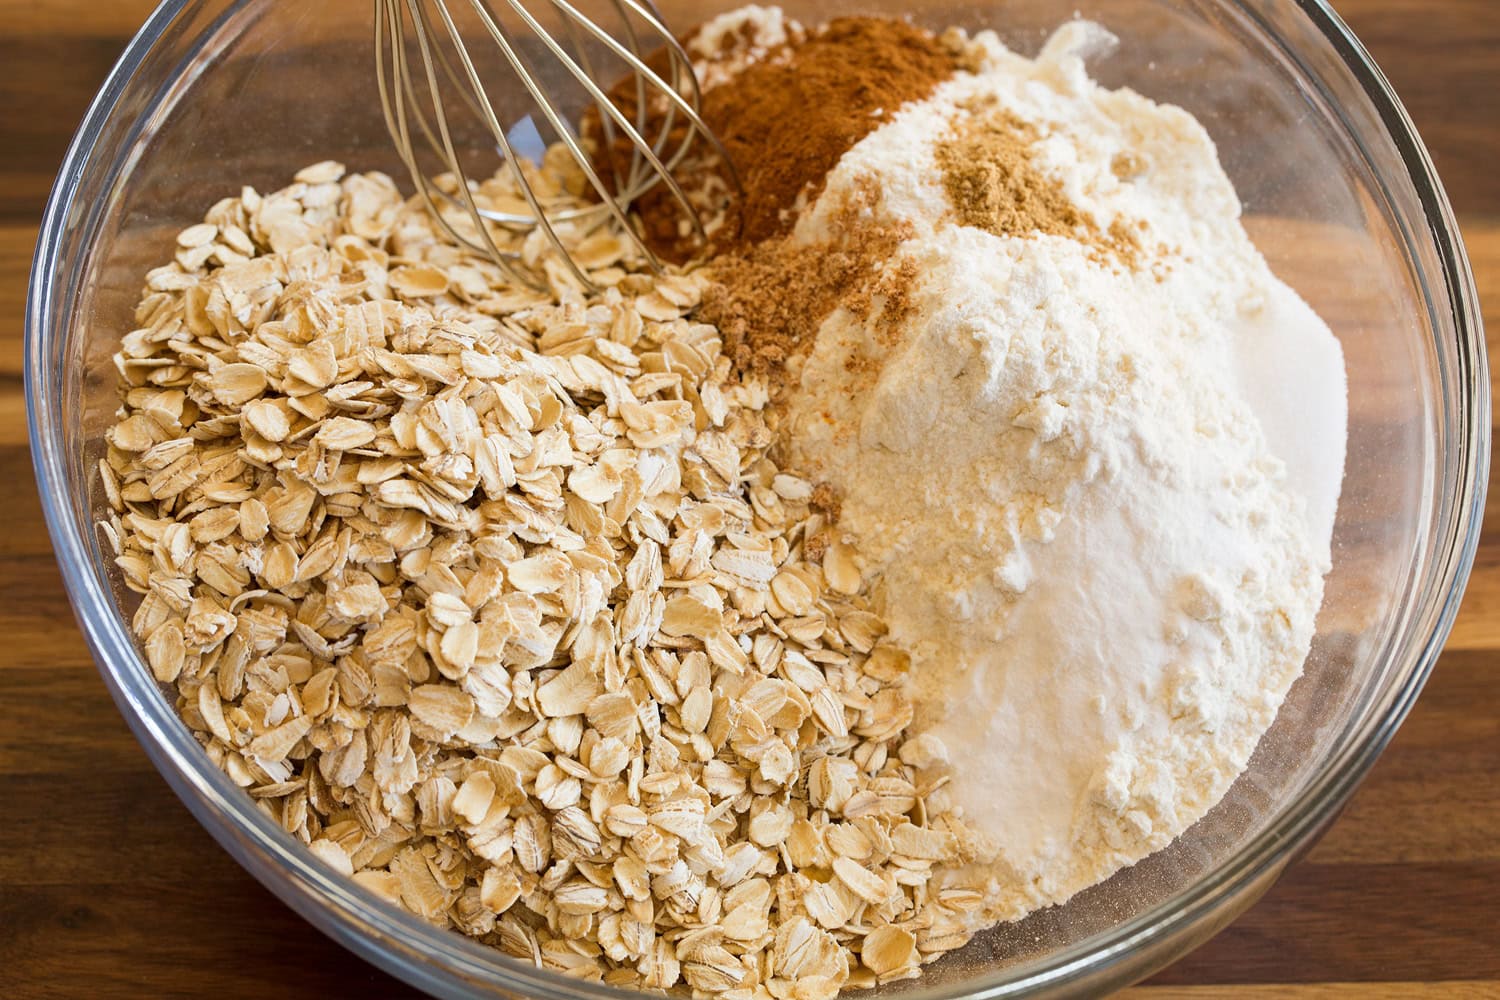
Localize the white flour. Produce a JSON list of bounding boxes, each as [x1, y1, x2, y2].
[[687, 6, 799, 89], [786, 24, 1347, 920]]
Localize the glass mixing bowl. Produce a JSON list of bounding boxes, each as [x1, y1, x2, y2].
[[25, 0, 1487, 996]]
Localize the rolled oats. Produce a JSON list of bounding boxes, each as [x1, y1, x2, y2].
[[102, 152, 979, 995]]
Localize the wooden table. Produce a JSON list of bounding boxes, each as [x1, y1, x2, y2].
[[2, 2, 1495, 997]]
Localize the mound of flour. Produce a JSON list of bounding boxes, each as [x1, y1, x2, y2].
[[786, 23, 1347, 920]]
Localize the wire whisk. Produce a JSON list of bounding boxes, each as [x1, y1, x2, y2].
[[374, 0, 739, 290]]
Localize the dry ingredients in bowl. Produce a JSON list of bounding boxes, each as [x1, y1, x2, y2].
[[98, 5, 1347, 995], [723, 17, 1350, 923]]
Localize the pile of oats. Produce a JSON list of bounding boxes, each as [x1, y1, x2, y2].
[[99, 153, 982, 996]]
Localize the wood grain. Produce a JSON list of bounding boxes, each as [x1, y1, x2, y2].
[[0, 1, 1495, 998]]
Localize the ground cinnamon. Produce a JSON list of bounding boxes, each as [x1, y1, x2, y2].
[[597, 17, 960, 261], [704, 17, 960, 248]]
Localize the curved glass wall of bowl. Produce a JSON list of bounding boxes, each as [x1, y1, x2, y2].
[[24, 1, 1484, 998]]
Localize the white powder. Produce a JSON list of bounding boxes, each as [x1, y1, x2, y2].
[[687, 6, 799, 89], [785, 23, 1347, 921]]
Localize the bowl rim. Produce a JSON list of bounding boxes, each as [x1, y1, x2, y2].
[[24, 0, 1489, 997]]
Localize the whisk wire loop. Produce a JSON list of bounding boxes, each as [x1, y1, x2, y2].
[[373, 0, 738, 289], [549, 0, 743, 197], [489, 0, 698, 253], [378, 0, 539, 287], [434, 0, 606, 286], [474, 0, 666, 278]]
